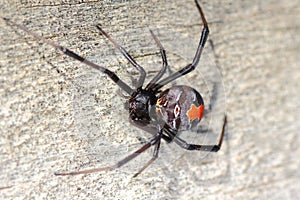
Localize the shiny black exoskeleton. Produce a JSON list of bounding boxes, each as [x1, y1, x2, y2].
[[4, 0, 227, 178], [129, 89, 157, 124]]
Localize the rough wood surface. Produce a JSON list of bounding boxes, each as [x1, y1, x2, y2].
[[0, 0, 299, 199]]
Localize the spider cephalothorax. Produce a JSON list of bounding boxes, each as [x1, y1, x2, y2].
[[4, 0, 227, 178], [128, 89, 157, 124]]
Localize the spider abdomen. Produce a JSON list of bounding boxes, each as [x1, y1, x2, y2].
[[156, 85, 204, 131]]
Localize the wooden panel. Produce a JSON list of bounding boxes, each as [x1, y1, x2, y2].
[[0, 0, 299, 199]]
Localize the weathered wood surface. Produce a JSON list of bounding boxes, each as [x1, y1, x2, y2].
[[0, 0, 299, 199]]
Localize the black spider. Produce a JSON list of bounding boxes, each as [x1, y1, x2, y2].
[[3, 0, 227, 177]]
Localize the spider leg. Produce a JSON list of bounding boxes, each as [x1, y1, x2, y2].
[[163, 127, 177, 142], [3, 18, 134, 95], [0, 185, 14, 190], [145, 30, 168, 90], [152, 0, 209, 91], [174, 115, 227, 152], [129, 119, 173, 143], [133, 126, 162, 177], [55, 133, 162, 176], [96, 25, 146, 89]]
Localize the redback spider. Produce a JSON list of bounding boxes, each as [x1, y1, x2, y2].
[[3, 0, 227, 177]]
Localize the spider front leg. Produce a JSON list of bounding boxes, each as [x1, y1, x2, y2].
[[152, 0, 209, 91], [2, 18, 134, 95], [96, 25, 146, 89], [145, 30, 169, 90]]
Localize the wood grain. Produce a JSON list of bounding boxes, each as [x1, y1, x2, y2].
[[0, 0, 299, 199]]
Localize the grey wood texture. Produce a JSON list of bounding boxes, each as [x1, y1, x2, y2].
[[0, 0, 299, 199]]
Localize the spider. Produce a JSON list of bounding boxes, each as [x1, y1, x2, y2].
[[3, 0, 227, 177]]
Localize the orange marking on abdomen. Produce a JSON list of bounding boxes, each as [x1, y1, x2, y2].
[[187, 104, 204, 121]]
